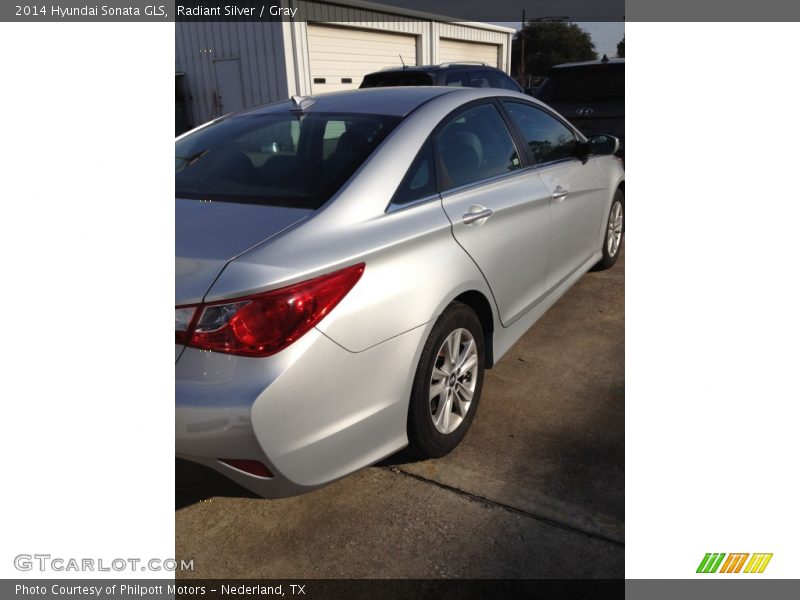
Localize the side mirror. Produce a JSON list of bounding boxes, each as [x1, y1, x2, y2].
[[588, 134, 620, 156]]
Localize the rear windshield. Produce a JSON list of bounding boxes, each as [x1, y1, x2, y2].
[[176, 112, 400, 208], [360, 71, 435, 88], [537, 65, 624, 103]]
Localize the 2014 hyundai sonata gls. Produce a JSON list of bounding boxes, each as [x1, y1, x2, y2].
[[176, 86, 625, 498]]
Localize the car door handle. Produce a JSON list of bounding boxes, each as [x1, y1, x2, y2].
[[462, 207, 494, 225], [552, 186, 569, 201]]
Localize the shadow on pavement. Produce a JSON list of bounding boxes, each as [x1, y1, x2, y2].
[[176, 450, 423, 510], [376, 448, 423, 468], [176, 459, 259, 509]]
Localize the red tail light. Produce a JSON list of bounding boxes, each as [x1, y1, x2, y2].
[[175, 263, 364, 357]]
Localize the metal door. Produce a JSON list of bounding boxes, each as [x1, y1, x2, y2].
[[436, 102, 552, 326], [213, 58, 245, 116], [538, 159, 604, 288]]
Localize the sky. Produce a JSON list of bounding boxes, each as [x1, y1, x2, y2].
[[577, 22, 625, 57], [495, 21, 625, 58]]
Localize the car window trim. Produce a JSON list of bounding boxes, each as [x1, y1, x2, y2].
[[438, 161, 540, 199], [386, 192, 441, 213], [491, 97, 536, 169]]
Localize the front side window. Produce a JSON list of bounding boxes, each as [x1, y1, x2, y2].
[[176, 112, 399, 208], [502, 101, 578, 165], [435, 103, 522, 190]]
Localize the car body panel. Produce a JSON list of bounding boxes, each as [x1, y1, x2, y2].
[[493, 250, 602, 362], [177, 323, 429, 497], [538, 158, 607, 289], [175, 87, 624, 498], [175, 199, 310, 306], [441, 169, 552, 326]]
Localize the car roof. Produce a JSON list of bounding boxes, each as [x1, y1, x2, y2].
[[238, 87, 462, 118], [550, 57, 625, 71]]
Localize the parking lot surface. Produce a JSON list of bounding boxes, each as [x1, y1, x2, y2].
[[176, 251, 624, 578]]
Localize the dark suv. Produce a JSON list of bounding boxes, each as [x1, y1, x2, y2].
[[536, 57, 624, 155], [360, 63, 523, 93]]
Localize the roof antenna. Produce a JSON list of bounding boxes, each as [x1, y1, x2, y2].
[[399, 53, 406, 69], [601, 54, 609, 63], [290, 95, 315, 112]]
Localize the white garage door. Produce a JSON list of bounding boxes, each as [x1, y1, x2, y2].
[[439, 38, 500, 68], [307, 25, 418, 94]]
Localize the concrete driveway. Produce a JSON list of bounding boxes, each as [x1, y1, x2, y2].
[[176, 250, 624, 578]]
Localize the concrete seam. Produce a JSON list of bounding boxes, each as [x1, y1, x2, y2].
[[384, 466, 624, 548]]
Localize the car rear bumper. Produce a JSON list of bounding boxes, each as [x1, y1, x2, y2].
[[175, 324, 427, 498]]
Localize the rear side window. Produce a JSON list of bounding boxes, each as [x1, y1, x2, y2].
[[444, 71, 466, 87], [466, 70, 492, 88], [503, 101, 578, 165], [360, 72, 435, 88], [175, 112, 399, 208], [445, 69, 520, 92], [391, 140, 436, 207], [435, 103, 522, 190], [487, 71, 521, 92]]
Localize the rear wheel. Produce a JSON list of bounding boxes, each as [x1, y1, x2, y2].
[[592, 189, 624, 271], [407, 302, 485, 458]]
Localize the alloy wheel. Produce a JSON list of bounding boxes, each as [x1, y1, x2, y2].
[[429, 328, 479, 435], [607, 200, 624, 257]]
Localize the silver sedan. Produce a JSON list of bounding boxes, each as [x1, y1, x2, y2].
[[175, 87, 625, 498]]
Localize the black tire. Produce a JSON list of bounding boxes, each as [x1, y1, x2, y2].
[[407, 302, 485, 458], [592, 188, 625, 271]]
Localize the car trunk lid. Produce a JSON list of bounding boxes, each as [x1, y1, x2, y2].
[[175, 198, 311, 306]]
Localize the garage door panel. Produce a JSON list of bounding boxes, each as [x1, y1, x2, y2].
[[308, 38, 417, 52], [310, 49, 417, 59], [308, 61, 412, 71], [439, 38, 500, 68], [311, 51, 415, 61], [308, 24, 417, 94]]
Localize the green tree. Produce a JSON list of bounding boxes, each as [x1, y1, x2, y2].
[[617, 37, 625, 58], [512, 21, 597, 79]]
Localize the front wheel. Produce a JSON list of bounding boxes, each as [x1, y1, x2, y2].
[[592, 189, 624, 271], [407, 302, 485, 458]]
